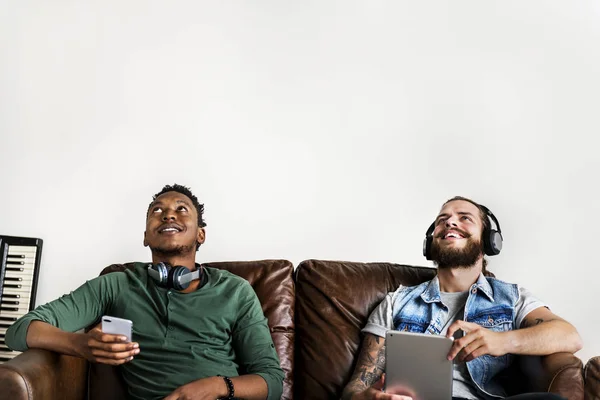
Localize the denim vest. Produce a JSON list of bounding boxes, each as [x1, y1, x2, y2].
[[391, 273, 519, 398]]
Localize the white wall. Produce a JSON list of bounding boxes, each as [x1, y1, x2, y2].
[[1, 1, 598, 363]]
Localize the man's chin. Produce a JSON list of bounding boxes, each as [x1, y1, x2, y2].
[[432, 250, 482, 269], [149, 244, 194, 257], [430, 239, 483, 269], [436, 262, 478, 270]]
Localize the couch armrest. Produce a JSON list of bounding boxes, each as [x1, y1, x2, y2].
[[0, 349, 88, 400], [585, 356, 600, 400], [519, 353, 584, 399]]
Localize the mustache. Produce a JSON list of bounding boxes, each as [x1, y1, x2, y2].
[[436, 228, 470, 239]]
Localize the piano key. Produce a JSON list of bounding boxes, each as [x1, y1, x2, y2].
[[4, 276, 34, 283]]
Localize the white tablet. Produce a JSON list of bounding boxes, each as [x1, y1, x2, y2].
[[385, 330, 454, 400]]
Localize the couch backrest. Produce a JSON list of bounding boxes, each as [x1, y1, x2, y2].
[[294, 259, 436, 399], [88, 260, 295, 400], [585, 356, 600, 400]]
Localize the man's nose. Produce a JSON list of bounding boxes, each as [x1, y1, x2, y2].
[[445, 216, 458, 227], [161, 210, 176, 221]]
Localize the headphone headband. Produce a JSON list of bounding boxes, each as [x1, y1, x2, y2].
[[479, 205, 502, 235]]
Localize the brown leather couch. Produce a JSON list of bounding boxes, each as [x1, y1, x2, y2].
[[0, 259, 586, 399], [295, 260, 584, 400], [585, 357, 600, 400]]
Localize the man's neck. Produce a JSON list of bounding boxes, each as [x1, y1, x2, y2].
[[151, 254, 197, 271], [437, 262, 483, 293]]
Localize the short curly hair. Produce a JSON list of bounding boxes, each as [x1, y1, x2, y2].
[[147, 183, 207, 229]]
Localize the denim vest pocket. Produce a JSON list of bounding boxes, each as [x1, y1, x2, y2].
[[467, 307, 514, 372], [393, 317, 428, 333], [468, 306, 513, 332]]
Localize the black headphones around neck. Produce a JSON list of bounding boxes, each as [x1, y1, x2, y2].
[[422, 204, 503, 260], [147, 262, 203, 290]]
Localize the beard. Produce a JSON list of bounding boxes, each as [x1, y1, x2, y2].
[[430, 233, 483, 269], [149, 243, 195, 258]]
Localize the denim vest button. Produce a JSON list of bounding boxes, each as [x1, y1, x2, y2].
[[471, 288, 477, 294]]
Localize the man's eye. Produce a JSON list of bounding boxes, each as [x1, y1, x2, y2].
[[177, 206, 188, 212], [462, 216, 472, 222], [153, 207, 162, 213]]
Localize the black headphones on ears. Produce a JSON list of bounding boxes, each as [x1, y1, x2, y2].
[[422, 204, 503, 260], [147, 262, 202, 290]]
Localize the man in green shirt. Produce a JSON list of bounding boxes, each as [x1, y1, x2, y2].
[[6, 184, 284, 400]]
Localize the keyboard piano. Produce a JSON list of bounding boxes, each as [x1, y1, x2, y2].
[[0, 235, 43, 363]]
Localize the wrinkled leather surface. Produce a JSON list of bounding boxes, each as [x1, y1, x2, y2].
[[543, 352, 584, 399], [515, 352, 584, 399], [89, 259, 295, 400], [294, 259, 437, 399], [0, 349, 87, 400], [585, 356, 600, 400], [294, 259, 584, 400]]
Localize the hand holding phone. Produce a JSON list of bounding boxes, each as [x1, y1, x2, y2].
[[101, 316, 133, 342], [78, 317, 139, 365]]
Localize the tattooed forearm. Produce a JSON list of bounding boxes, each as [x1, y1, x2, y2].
[[360, 367, 382, 386], [359, 347, 385, 387], [375, 345, 385, 371], [341, 334, 386, 400]]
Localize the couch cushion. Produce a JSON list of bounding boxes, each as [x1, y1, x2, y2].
[[88, 259, 295, 400], [585, 356, 600, 400], [294, 259, 436, 399]]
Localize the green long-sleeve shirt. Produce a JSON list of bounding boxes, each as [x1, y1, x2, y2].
[[6, 263, 284, 400]]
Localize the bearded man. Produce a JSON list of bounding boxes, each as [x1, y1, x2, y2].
[[341, 197, 582, 400]]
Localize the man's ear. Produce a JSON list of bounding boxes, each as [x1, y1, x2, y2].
[[143, 231, 148, 247], [197, 227, 206, 246]]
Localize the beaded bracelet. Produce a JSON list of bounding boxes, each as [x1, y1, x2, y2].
[[217, 375, 235, 400]]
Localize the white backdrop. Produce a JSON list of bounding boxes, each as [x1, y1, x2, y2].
[[1, 1, 598, 364]]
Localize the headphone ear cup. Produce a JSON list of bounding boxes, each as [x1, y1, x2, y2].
[[148, 262, 171, 287], [423, 236, 433, 260], [169, 266, 191, 291], [423, 222, 435, 260], [485, 230, 503, 256]]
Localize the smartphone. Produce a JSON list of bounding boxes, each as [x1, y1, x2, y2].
[[101, 316, 133, 342]]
